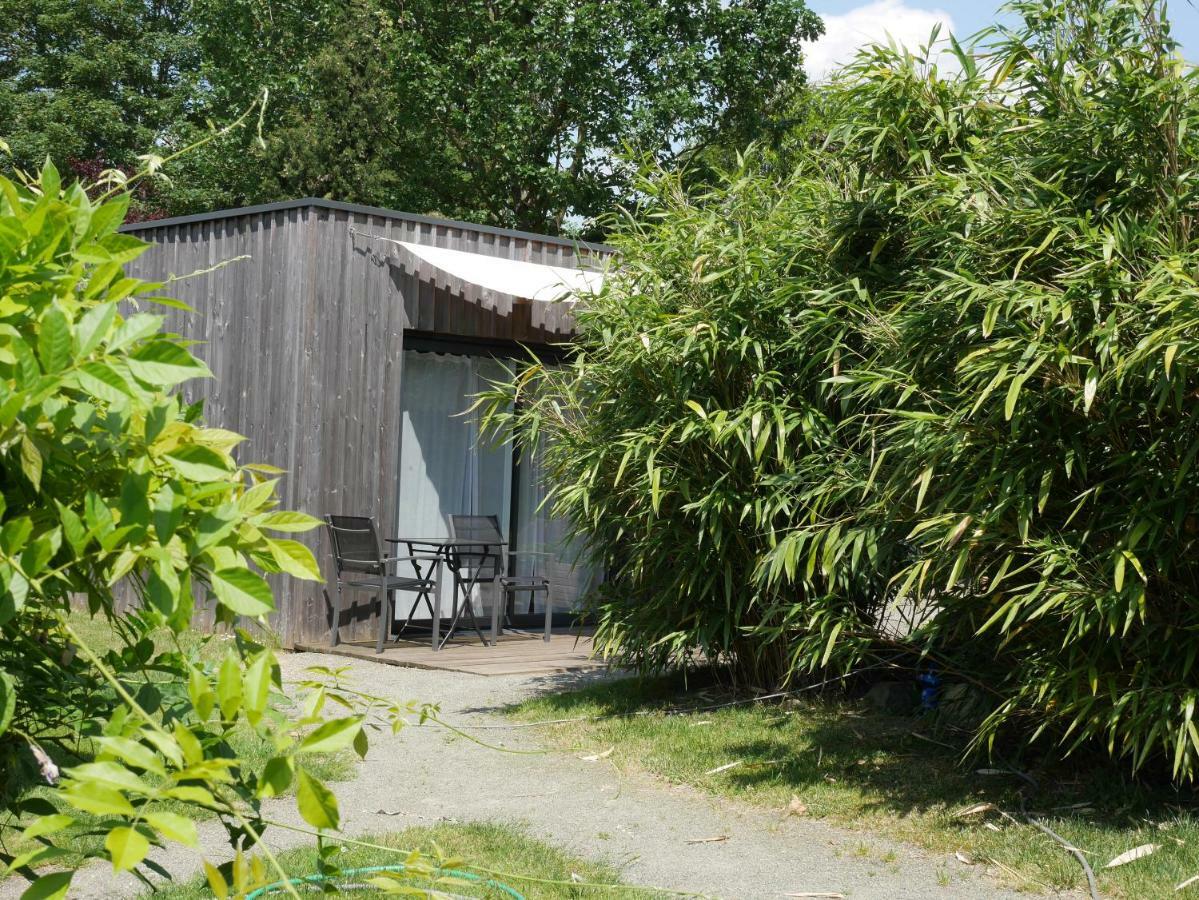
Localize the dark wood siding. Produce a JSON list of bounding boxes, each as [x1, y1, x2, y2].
[[124, 201, 601, 645]]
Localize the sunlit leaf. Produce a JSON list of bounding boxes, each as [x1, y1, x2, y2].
[[105, 826, 150, 872], [296, 768, 339, 830], [299, 716, 363, 755], [210, 568, 274, 616]]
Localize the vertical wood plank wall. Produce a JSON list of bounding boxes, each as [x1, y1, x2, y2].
[[124, 202, 600, 645]]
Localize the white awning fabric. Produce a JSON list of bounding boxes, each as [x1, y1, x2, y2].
[[394, 240, 605, 303]]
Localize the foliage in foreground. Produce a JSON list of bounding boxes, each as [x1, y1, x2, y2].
[[0, 164, 439, 896], [512, 676, 1198, 899], [482, 0, 1199, 782]]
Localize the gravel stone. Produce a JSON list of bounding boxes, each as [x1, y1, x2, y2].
[[10, 652, 1036, 899]]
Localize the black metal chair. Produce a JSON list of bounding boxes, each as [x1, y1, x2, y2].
[[447, 514, 553, 646], [324, 514, 440, 654]]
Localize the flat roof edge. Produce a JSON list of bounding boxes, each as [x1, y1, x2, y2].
[[120, 197, 614, 253]]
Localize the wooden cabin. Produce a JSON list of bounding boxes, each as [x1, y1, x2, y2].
[[123, 198, 612, 648]]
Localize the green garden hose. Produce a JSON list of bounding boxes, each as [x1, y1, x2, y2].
[[244, 863, 526, 899]]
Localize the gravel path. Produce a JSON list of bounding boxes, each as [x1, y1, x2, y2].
[[23, 652, 1039, 899]]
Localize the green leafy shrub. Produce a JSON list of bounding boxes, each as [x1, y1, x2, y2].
[[483, 167, 856, 687], [0, 163, 437, 896], [483, 0, 1199, 781]]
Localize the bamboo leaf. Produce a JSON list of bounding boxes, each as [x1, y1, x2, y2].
[[1105, 844, 1159, 868], [1084, 366, 1099, 413], [914, 466, 934, 512]]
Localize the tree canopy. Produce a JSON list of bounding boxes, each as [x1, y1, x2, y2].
[[0, 0, 822, 236], [0, 0, 197, 207]]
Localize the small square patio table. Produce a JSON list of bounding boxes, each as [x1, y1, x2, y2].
[[386, 536, 506, 650]]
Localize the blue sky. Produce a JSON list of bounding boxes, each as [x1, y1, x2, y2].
[[803, 0, 1199, 79]]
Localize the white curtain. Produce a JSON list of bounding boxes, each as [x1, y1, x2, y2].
[[396, 352, 511, 618], [514, 431, 601, 614]]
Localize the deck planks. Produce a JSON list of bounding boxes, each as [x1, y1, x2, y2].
[[294, 628, 608, 676]]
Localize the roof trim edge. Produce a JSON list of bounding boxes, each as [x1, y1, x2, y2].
[[119, 197, 614, 253]]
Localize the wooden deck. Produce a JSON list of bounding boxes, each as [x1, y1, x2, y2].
[[295, 627, 608, 676]]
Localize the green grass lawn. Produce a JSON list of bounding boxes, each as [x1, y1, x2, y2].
[[62, 606, 255, 664], [155, 822, 639, 899], [510, 674, 1199, 899]]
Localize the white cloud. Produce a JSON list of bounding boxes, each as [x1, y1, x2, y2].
[[804, 1, 956, 82]]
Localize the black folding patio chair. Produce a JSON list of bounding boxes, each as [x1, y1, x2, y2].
[[324, 514, 440, 654], [447, 514, 553, 647]]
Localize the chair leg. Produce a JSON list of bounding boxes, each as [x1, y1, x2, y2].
[[375, 584, 388, 654], [491, 589, 502, 645], [544, 591, 552, 642], [329, 584, 343, 647]]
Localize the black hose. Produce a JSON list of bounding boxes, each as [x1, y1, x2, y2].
[[1006, 766, 1101, 900]]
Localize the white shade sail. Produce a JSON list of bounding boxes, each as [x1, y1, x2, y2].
[[395, 240, 605, 303]]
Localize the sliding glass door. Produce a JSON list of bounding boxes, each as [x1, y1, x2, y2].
[[396, 349, 597, 620], [513, 433, 600, 613]]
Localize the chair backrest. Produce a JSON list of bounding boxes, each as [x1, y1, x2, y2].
[[325, 515, 383, 575], [448, 514, 504, 581]]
